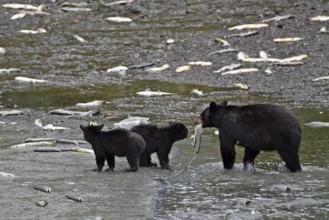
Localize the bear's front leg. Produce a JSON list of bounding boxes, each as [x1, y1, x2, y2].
[[219, 136, 236, 169], [93, 154, 105, 172], [157, 152, 171, 170], [105, 154, 115, 172]]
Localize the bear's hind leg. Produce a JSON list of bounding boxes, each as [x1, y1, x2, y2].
[[243, 148, 260, 172], [139, 151, 157, 167], [126, 155, 139, 172]]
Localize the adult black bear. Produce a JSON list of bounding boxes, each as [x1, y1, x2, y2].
[[80, 123, 145, 172], [131, 122, 188, 170], [198, 101, 302, 172]]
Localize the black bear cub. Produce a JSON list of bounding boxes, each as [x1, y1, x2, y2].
[[80, 123, 145, 172], [198, 101, 302, 172], [131, 122, 188, 170]]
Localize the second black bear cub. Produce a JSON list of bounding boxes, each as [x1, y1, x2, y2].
[[198, 101, 302, 172], [80, 123, 145, 172], [131, 122, 188, 170]]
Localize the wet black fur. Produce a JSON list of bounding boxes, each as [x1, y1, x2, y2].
[[131, 122, 188, 170], [80, 124, 145, 172], [199, 101, 302, 172]]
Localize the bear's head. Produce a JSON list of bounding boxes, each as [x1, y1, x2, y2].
[[168, 122, 189, 141], [80, 123, 104, 143], [197, 100, 228, 128]]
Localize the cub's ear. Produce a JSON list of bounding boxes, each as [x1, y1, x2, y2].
[[220, 100, 228, 106], [209, 102, 217, 111]]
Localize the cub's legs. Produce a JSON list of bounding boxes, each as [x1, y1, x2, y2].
[[93, 154, 105, 172], [105, 154, 115, 172]]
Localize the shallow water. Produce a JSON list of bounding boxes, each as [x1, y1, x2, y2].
[[1, 0, 329, 219]]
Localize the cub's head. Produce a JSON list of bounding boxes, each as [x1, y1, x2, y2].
[[168, 122, 188, 141], [197, 100, 228, 128], [80, 123, 104, 143]]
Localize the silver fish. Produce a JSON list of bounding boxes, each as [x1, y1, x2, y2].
[[145, 64, 170, 73], [9, 141, 54, 149], [136, 89, 172, 97], [226, 31, 259, 38], [2, 3, 39, 10], [66, 195, 83, 202], [312, 76, 329, 82], [70, 147, 94, 154], [105, 17, 132, 22], [0, 68, 21, 74], [305, 121, 329, 128], [0, 110, 23, 116], [188, 61, 212, 66], [228, 23, 268, 30], [36, 200, 48, 207], [73, 34, 87, 43], [18, 28, 47, 34], [34, 186, 52, 193], [221, 68, 259, 75], [262, 14, 294, 22], [15, 76, 48, 83], [0, 171, 15, 178], [213, 63, 242, 74], [48, 109, 100, 116], [76, 100, 105, 108], [42, 124, 70, 131], [192, 124, 204, 154], [207, 48, 239, 56], [190, 89, 203, 96]]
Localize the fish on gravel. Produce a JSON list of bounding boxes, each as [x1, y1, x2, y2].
[[191, 89, 203, 96], [273, 38, 303, 43], [60, 7, 92, 12], [36, 200, 48, 207], [0, 68, 21, 74], [214, 38, 230, 46], [312, 76, 329, 82], [310, 16, 329, 21], [226, 30, 259, 38], [188, 61, 212, 66], [18, 28, 47, 34], [145, 64, 170, 73], [9, 141, 54, 149], [48, 109, 100, 117], [76, 100, 105, 108], [106, 66, 128, 75], [136, 89, 173, 97], [207, 48, 239, 56], [262, 14, 294, 22], [2, 3, 39, 10], [66, 195, 83, 202], [114, 116, 150, 129], [0, 171, 15, 178], [15, 76, 49, 83], [213, 63, 242, 74], [234, 83, 249, 90], [0, 110, 23, 116], [34, 186, 52, 193], [128, 63, 155, 69], [228, 24, 268, 30], [105, 17, 132, 22], [0, 47, 5, 54], [70, 147, 94, 154], [221, 68, 259, 75], [73, 34, 87, 43], [42, 124, 70, 131], [175, 65, 190, 73]]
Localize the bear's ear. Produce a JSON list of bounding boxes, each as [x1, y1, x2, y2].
[[220, 100, 228, 106], [80, 125, 86, 131], [209, 102, 217, 111], [93, 124, 103, 131]]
